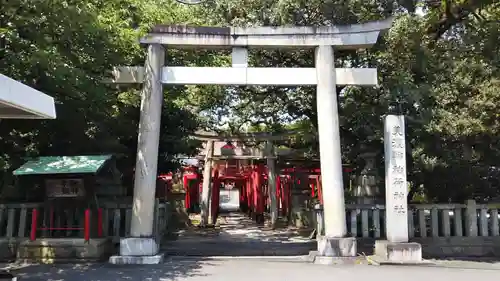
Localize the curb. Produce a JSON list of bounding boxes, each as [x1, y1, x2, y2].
[[164, 255, 312, 263]]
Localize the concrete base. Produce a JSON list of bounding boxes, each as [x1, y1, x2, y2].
[[375, 240, 422, 264], [109, 253, 164, 265], [316, 236, 357, 257], [119, 237, 159, 256], [109, 237, 163, 265], [17, 238, 112, 263]]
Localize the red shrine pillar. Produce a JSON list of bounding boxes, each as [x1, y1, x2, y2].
[[317, 175, 323, 204], [254, 164, 265, 224], [276, 175, 281, 214], [211, 169, 220, 225], [310, 178, 316, 197], [183, 175, 191, 210], [251, 166, 257, 217], [282, 176, 290, 218], [193, 176, 200, 208], [240, 178, 247, 211], [247, 172, 254, 215]]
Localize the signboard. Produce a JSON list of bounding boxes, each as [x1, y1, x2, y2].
[[219, 189, 240, 212], [384, 115, 408, 243], [45, 178, 85, 197], [221, 141, 236, 156]]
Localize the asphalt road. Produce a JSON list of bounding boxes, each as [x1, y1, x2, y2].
[[11, 258, 500, 281]]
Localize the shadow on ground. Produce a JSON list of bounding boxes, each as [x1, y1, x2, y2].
[[429, 257, 500, 263], [10, 258, 213, 281], [163, 213, 316, 256]]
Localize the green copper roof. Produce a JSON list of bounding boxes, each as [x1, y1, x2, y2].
[[13, 155, 112, 176]]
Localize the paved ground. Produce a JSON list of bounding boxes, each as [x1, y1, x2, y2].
[[10, 258, 500, 281], [164, 213, 316, 256]]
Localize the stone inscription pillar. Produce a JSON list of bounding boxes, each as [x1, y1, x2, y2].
[[384, 115, 409, 242], [374, 115, 422, 263]]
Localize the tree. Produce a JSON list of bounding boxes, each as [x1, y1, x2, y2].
[[0, 0, 203, 190], [179, 0, 500, 202]]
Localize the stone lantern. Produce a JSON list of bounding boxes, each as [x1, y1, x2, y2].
[[353, 152, 380, 204]]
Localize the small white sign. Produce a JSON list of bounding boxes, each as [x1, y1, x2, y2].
[[219, 189, 240, 212], [384, 115, 408, 243]]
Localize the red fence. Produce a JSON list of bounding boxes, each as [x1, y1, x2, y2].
[[30, 208, 103, 242]]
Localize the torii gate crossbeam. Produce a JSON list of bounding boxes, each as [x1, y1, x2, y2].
[[108, 19, 393, 264]]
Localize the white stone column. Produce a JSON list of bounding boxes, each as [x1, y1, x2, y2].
[[110, 44, 165, 264], [315, 45, 346, 238], [384, 115, 409, 242], [374, 115, 422, 263], [314, 45, 356, 260], [200, 140, 214, 226], [265, 141, 278, 228]]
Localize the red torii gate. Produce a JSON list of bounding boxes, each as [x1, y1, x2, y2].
[[158, 131, 355, 226], [158, 160, 354, 227]]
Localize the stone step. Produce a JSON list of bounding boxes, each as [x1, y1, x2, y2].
[[163, 241, 316, 256]]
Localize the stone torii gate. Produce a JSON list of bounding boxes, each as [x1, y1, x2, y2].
[[109, 19, 393, 264]]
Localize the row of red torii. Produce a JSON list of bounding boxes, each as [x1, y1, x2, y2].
[[158, 131, 336, 227], [161, 163, 326, 225]]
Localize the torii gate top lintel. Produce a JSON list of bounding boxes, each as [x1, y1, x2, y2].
[[192, 130, 299, 141], [140, 17, 394, 49]]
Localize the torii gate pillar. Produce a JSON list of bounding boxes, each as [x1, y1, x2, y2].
[[109, 44, 165, 264], [314, 45, 356, 259]]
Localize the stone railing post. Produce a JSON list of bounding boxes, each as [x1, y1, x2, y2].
[[465, 199, 478, 237]]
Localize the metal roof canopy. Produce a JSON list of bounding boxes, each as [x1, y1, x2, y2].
[[0, 74, 56, 119], [13, 155, 113, 176]]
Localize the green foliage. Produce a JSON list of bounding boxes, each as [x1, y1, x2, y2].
[[0, 0, 201, 187]]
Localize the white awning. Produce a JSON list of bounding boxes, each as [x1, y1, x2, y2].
[[0, 74, 56, 119]]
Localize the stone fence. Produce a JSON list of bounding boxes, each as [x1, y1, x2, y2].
[[344, 200, 492, 238], [342, 200, 500, 257]]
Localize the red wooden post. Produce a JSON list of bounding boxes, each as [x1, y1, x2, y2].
[[84, 209, 90, 242], [276, 176, 281, 213], [97, 208, 103, 237], [317, 175, 323, 204], [30, 209, 38, 241], [240, 178, 245, 206], [183, 175, 191, 210], [252, 168, 258, 214], [282, 176, 290, 217], [255, 164, 264, 215], [210, 169, 220, 224], [247, 175, 253, 214], [244, 176, 250, 214], [193, 176, 200, 207], [311, 180, 316, 197]]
